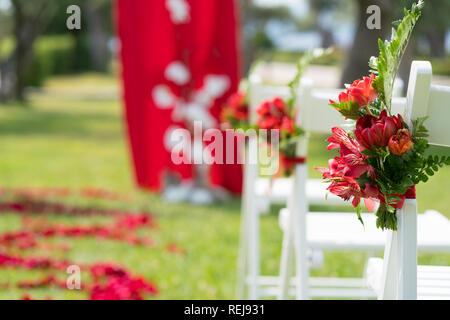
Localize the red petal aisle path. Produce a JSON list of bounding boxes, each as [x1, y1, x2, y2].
[[0, 186, 186, 300], [0, 186, 133, 202], [0, 214, 156, 250]]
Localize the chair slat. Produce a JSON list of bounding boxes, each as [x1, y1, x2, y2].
[[301, 87, 344, 133], [426, 84, 450, 147]]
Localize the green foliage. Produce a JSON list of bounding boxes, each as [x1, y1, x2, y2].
[[329, 100, 360, 120], [369, 0, 424, 113], [364, 116, 450, 230], [376, 203, 398, 231], [252, 31, 274, 50], [25, 35, 95, 87], [393, 0, 450, 35], [355, 201, 364, 228], [279, 126, 305, 158], [0, 37, 14, 59], [26, 36, 75, 87]]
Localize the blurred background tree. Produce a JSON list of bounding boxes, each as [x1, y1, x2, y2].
[[0, 0, 448, 102], [0, 0, 113, 103], [240, 0, 296, 73], [309, 0, 342, 48], [339, 0, 393, 85], [0, 0, 54, 101], [396, 0, 450, 88], [310, 0, 450, 88]]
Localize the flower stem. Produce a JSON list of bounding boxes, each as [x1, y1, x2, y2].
[[364, 105, 374, 116]]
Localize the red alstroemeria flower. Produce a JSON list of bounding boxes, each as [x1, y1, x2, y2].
[[354, 110, 404, 150], [327, 176, 379, 208], [327, 127, 361, 156], [316, 127, 379, 210]]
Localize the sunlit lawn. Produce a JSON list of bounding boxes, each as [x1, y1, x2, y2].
[[0, 73, 448, 299]]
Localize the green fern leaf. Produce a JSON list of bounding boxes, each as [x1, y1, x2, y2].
[[369, 0, 424, 113]]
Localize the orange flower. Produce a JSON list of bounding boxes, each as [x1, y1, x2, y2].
[[388, 129, 414, 155], [329, 74, 378, 119], [346, 74, 378, 108]]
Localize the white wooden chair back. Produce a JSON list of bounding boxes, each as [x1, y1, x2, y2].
[[297, 78, 406, 133], [426, 85, 450, 147], [296, 79, 342, 132], [380, 61, 450, 300], [404, 62, 450, 147]]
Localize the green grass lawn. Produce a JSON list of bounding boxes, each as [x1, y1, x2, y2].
[[0, 73, 449, 299]]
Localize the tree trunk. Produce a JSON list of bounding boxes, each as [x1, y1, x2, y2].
[[0, 58, 15, 102], [13, 0, 25, 101], [398, 34, 416, 96], [426, 30, 446, 58], [0, 0, 52, 102], [318, 26, 334, 48], [83, 2, 109, 72], [340, 0, 392, 86], [240, 0, 255, 75]]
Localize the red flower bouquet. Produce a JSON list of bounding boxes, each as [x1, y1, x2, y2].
[[317, 1, 449, 230], [220, 91, 249, 130]]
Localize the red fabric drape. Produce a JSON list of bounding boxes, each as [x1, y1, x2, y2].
[[116, 0, 243, 194]]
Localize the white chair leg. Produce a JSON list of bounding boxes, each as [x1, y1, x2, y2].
[[380, 230, 399, 299], [397, 199, 417, 300], [236, 191, 249, 299], [248, 204, 260, 300], [237, 139, 260, 300], [292, 164, 309, 300], [380, 199, 417, 300], [245, 140, 261, 300], [278, 211, 295, 300]]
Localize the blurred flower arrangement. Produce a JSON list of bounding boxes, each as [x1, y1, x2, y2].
[[254, 48, 332, 176], [256, 96, 303, 176], [317, 1, 450, 230], [220, 91, 249, 130]]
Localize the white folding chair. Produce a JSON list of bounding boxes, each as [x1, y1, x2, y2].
[[274, 78, 440, 300], [236, 75, 346, 300], [365, 61, 450, 300], [236, 73, 408, 300]]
